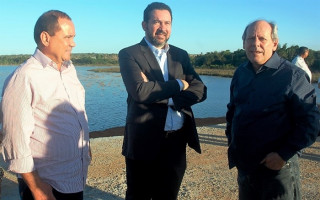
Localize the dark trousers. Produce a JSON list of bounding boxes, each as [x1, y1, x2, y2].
[[18, 178, 83, 200], [125, 129, 187, 200], [237, 155, 301, 200]]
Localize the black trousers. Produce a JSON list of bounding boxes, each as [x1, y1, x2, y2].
[[237, 155, 301, 200], [18, 178, 83, 200], [125, 129, 187, 200]]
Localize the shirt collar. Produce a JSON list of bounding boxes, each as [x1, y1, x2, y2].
[[32, 48, 72, 70], [297, 56, 304, 60], [247, 52, 282, 72], [144, 37, 170, 56], [263, 52, 282, 70]]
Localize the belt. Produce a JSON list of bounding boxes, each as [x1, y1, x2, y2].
[[164, 128, 182, 138], [169, 106, 177, 111]]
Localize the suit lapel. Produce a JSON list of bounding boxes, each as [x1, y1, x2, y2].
[[139, 39, 164, 81], [167, 50, 176, 80]]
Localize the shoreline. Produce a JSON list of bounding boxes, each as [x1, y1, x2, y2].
[[1, 65, 319, 83], [89, 117, 226, 138]]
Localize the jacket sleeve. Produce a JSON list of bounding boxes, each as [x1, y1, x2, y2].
[[171, 50, 207, 110], [119, 48, 181, 105]]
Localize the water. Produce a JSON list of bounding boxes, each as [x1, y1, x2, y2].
[[0, 66, 319, 132]]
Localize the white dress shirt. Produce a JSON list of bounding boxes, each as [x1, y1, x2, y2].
[[144, 38, 185, 131], [1, 49, 90, 193], [292, 56, 312, 82]]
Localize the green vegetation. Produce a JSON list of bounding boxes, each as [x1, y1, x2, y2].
[[88, 67, 120, 73], [0, 53, 118, 66], [71, 53, 118, 66], [0, 54, 30, 65], [195, 68, 235, 77], [88, 67, 235, 78], [1, 44, 319, 82]]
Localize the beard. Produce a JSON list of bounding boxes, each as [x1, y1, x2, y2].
[[146, 30, 169, 48]]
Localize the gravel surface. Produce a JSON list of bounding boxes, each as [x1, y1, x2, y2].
[[2, 124, 320, 199]]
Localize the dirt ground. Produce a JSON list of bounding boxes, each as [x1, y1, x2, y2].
[[1, 123, 320, 199]]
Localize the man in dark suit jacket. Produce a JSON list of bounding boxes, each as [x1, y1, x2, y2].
[[118, 2, 207, 200]]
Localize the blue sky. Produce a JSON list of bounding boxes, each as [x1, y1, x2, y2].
[[0, 0, 319, 55]]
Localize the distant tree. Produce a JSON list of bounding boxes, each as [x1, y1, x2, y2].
[[231, 49, 247, 67], [309, 50, 320, 72]]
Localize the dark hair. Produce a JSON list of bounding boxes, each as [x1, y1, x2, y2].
[[298, 46, 309, 56], [143, 2, 172, 22], [34, 10, 71, 45]]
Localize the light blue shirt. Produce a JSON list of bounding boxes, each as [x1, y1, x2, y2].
[[144, 38, 185, 131]]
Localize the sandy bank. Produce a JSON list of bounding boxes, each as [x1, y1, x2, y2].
[[2, 122, 320, 199]]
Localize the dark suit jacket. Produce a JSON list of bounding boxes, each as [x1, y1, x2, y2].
[[119, 39, 207, 160]]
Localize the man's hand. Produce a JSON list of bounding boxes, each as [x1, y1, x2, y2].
[[141, 72, 148, 82], [32, 182, 55, 200], [140, 72, 189, 91], [260, 152, 286, 170], [21, 172, 56, 200], [180, 80, 189, 90]]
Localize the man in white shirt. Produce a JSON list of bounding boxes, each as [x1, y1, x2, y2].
[[1, 10, 90, 200], [292, 46, 312, 82]]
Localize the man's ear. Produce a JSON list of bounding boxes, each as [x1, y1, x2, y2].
[[40, 31, 50, 47], [272, 39, 279, 51], [142, 21, 147, 32]]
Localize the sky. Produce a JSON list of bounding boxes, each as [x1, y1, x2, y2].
[[0, 0, 319, 55]]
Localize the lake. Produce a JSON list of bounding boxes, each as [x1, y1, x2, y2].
[[0, 66, 319, 132]]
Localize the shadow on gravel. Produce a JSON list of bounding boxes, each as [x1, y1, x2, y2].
[[300, 138, 320, 162], [199, 133, 228, 147], [307, 145, 320, 150], [301, 153, 320, 162], [1, 172, 124, 200], [84, 186, 124, 200]]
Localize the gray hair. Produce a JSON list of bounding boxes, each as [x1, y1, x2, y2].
[[242, 20, 278, 42]]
